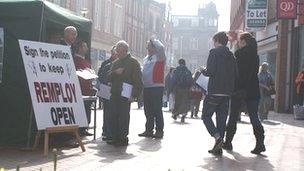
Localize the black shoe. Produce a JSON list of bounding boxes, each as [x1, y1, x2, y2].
[[251, 144, 266, 154], [65, 142, 79, 148], [222, 142, 233, 151], [102, 136, 112, 141], [172, 114, 177, 120], [208, 148, 223, 156], [80, 131, 94, 136], [181, 116, 185, 123], [106, 140, 117, 145], [153, 131, 163, 139], [211, 138, 223, 151], [114, 138, 129, 147], [138, 131, 153, 137]]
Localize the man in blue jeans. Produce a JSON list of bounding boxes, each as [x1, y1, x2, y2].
[[201, 32, 237, 156]]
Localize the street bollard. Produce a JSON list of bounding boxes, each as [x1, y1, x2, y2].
[[53, 149, 58, 171]]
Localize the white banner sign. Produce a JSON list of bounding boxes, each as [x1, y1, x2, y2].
[[19, 40, 88, 130]]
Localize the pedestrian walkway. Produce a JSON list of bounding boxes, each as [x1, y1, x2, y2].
[[1, 105, 304, 170]]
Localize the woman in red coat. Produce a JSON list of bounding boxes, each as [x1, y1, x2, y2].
[[74, 40, 94, 136]]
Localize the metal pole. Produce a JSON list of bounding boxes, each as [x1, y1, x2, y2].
[[180, 36, 183, 58], [26, 106, 34, 148]]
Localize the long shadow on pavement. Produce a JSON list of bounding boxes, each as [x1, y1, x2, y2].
[[269, 113, 304, 128], [135, 138, 162, 152], [200, 151, 274, 171], [89, 141, 135, 163], [0, 147, 85, 170]]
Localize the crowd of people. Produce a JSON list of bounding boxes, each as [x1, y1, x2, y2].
[[60, 25, 275, 156]]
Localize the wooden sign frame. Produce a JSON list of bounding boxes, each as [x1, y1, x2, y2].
[[33, 125, 85, 156]]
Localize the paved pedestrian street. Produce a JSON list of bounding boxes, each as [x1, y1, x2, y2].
[[1, 104, 304, 171]]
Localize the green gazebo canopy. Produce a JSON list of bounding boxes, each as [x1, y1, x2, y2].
[[0, 0, 92, 146]]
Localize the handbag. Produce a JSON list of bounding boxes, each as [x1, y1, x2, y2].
[[265, 86, 276, 96]]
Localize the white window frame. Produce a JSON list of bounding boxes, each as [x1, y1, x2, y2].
[[76, 0, 86, 15], [93, 0, 102, 30], [104, 0, 112, 33], [190, 38, 199, 50], [113, 3, 123, 37]]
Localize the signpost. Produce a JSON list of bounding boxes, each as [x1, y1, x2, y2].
[[19, 40, 87, 155], [245, 0, 268, 31]]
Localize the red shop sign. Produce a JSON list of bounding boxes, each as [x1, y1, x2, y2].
[[277, 0, 297, 19]]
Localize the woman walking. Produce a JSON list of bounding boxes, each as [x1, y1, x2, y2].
[[224, 32, 266, 154]]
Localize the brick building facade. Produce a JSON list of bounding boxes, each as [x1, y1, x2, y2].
[[48, 0, 171, 67], [172, 2, 218, 72]]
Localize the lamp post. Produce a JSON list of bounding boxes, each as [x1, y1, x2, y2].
[[180, 36, 183, 59]]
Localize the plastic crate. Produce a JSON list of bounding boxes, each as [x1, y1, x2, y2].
[[293, 105, 304, 120]]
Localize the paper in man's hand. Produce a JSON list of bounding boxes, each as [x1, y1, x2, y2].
[[97, 84, 111, 100], [196, 74, 209, 91], [121, 83, 133, 99]]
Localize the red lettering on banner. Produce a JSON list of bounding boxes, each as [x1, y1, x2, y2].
[[59, 83, 68, 103], [46, 83, 58, 102], [34, 82, 43, 103], [33, 82, 77, 103], [41, 82, 50, 102], [65, 83, 73, 103]]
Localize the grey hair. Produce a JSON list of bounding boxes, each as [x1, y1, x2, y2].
[[64, 26, 77, 36], [116, 40, 129, 52]]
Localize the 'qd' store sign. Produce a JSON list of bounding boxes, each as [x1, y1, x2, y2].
[[19, 40, 88, 130]]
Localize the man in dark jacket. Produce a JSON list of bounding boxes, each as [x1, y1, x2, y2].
[[202, 32, 237, 156], [107, 40, 143, 146], [97, 46, 117, 141], [171, 59, 193, 123]]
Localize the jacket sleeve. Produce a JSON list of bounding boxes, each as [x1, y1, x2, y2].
[[204, 49, 217, 77], [107, 62, 117, 83], [97, 61, 106, 82], [171, 69, 178, 89], [131, 61, 144, 98]]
